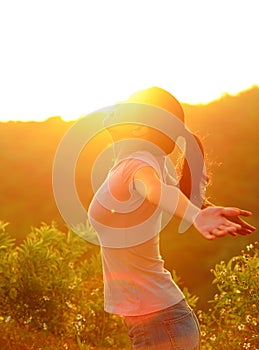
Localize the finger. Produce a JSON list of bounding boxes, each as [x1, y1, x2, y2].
[[211, 227, 234, 237], [238, 210, 252, 217], [236, 228, 254, 236], [222, 208, 253, 217], [222, 220, 239, 228], [245, 224, 256, 231], [221, 207, 241, 217], [220, 218, 241, 231], [240, 222, 256, 231], [229, 231, 238, 237], [227, 217, 256, 232], [235, 218, 256, 230], [201, 230, 217, 240], [217, 225, 237, 237]]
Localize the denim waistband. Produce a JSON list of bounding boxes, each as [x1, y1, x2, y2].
[[124, 298, 187, 324]]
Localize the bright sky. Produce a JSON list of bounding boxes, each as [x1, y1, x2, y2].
[[0, 0, 258, 122]]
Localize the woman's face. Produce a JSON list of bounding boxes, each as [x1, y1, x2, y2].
[[107, 124, 175, 154]]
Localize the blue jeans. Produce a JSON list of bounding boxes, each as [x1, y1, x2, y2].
[[124, 299, 200, 350]]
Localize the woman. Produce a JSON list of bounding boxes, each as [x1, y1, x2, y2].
[[88, 87, 255, 349]]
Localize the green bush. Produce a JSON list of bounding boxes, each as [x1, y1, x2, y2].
[[1, 221, 258, 349], [198, 242, 259, 350], [0, 221, 16, 316], [0, 222, 130, 349]]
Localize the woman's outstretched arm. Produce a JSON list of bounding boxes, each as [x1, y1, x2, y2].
[[202, 199, 256, 236], [134, 166, 255, 240]]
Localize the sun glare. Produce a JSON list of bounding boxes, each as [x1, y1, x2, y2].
[[0, 1, 258, 122]]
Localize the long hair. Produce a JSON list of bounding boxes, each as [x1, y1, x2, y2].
[[178, 133, 209, 206], [126, 86, 208, 205]]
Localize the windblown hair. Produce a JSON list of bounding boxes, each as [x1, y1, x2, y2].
[[178, 133, 209, 207]]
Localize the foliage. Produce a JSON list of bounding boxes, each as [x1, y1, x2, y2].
[[198, 242, 259, 350], [171, 269, 199, 310], [0, 221, 15, 314], [0, 221, 258, 349], [0, 222, 130, 349]]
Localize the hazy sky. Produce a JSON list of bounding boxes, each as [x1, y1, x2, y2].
[[0, 0, 258, 121]]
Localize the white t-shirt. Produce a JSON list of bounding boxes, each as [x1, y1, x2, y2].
[[88, 151, 184, 316]]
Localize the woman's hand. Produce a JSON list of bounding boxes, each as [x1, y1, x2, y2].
[[193, 207, 247, 240], [223, 209, 256, 236]]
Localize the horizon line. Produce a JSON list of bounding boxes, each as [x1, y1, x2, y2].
[[0, 85, 258, 124]]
